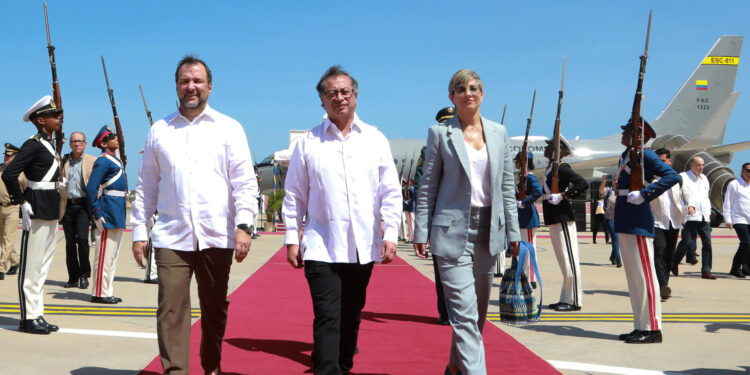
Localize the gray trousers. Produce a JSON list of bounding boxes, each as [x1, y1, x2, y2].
[[436, 207, 494, 375]]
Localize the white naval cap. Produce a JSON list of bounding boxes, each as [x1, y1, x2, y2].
[[545, 134, 574, 153], [23, 95, 62, 122]]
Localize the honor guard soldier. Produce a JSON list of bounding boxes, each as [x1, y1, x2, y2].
[[514, 151, 543, 287], [615, 119, 679, 344], [543, 135, 588, 311], [87, 125, 127, 304], [0, 143, 27, 280], [2, 96, 65, 334]]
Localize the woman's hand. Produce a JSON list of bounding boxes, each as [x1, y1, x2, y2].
[[413, 243, 429, 259]]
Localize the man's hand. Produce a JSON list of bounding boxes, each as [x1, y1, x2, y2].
[[234, 229, 252, 263], [627, 191, 645, 205], [413, 243, 429, 259], [57, 177, 67, 191], [687, 206, 696, 216], [132, 241, 148, 267], [547, 193, 563, 205], [509, 241, 520, 257], [286, 244, 303, 268], [727, 223, 733, 230], [381, 240, 397, 264]]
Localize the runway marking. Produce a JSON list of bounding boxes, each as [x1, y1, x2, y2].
[[549, 360, 675, 375], [0, 324, 157, 339]]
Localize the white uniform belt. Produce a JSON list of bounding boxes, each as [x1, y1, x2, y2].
[[617, 189, 630, 196], [27, 181, 57, 190], [103, 190, 127, 197]]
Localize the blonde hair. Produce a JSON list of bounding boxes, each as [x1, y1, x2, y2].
[[448, 69, 484, 93]]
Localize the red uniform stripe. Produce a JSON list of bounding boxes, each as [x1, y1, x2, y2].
[[96, 229, 108, 297], [636, 235, 658, 329]]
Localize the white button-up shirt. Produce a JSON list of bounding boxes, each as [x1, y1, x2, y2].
[[723, 178, 750, 225], [282, 114, 402, 264], [130, 105, 258, 251], [654, 185, 684, 230], [682, 170, 711, 222]]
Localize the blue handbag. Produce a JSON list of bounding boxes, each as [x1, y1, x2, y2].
[[498, 241, 543, 325]]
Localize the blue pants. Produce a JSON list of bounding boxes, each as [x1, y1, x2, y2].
[[604, 219, 620, 260]]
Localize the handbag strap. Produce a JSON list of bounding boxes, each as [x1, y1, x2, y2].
[[515, 240, 543, 322]]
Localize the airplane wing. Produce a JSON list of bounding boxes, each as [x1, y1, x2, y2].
[[704, 139, 750, 154]]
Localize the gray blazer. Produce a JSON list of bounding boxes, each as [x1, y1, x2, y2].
[[413, 115, 520, 260]]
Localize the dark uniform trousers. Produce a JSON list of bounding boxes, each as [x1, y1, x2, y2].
[[61, 199, 91, 283], [155, 248, 233, 375], [305, 260, 373, 375]]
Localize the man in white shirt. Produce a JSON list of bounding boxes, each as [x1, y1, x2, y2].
[[672, 156, 716, 279], [282, 65, 401, 375], [130, 55, 258, 375], [723, 162, 750, 277], [650, 149, 688, 300]]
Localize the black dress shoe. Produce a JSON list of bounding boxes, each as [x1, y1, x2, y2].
[[7, 264, 18, 275], [671, 263, 679, 276], [91, 296, 119, 304], [64, 280, 78, 288], [729, 269, 747, 278], [144, 278, 158, 284], [548, 302, 563, 309], [554, 303, 582, 312], [37, 317, 59, 332], [618, 329, 639, 341], [687, 258, 699, 265], [742, 268, 750, 276], [18, 319, 51, 334], [531, 281, 537, 289], [660, 286, 671, 301], [609, 255, 616, 265], [113, 296, 122, 303], [79, 277, 89, 289], [437, 316, 450, 325], [625, 330, 662, 344], [616, 258, 623, 268]]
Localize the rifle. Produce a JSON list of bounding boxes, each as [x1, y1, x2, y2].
[[138, 84, 154, 126], [404, 150, 416, 200], [500, 104, 507, 124], [43, 2, 64, 156], [101, 56, 127, 167], [629, 10, 653, 192], [550, 57, 566, 195], [518, 90, 536, 200]]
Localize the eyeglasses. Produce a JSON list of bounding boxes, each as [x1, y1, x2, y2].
[[70, 140, 85, 144], [322, 88, 354, 101], [743, 169, 750, 173], [453, 85, 482, 96]]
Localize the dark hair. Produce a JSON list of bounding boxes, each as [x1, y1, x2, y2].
[[655, 148, 671, 159], [175, 55, 212, 84], [742, 162, 750, 170], [316, 65, 359, 96]]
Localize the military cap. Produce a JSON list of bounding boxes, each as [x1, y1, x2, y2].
[[4, 143, 20, 156], [93, 125, 115, 148], [23, 95, 63, 122], [513, 151, 534, 161], [544, 134, 573, 152], [435, 107, 456, 123], [620, 117, 656, 139]]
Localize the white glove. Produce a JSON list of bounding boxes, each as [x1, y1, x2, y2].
[[57, 177, 67, 191], [547, 193, 563, 205], [627, 191, 645, 205], [21, 202, 34, 231], [517, 201, 525, 209], [95, 217, 106, 233]]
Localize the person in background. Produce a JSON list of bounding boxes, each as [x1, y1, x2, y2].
[[514, 150, 542, 288], [0, 143, 26, 280], [599, 174, 621, 267], [723, 162, 750, 278]]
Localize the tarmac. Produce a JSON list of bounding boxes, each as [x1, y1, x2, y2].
[[0, 223, 748, 374]]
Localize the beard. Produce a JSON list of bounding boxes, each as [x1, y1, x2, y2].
[[179, 96, 205, 109]]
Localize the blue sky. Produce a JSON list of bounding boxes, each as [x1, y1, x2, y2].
[[2, 1, 749, 188]]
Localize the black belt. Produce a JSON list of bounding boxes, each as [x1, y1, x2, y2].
[[67, 197, 87, 205]]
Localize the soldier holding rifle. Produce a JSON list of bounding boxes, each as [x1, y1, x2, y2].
[[615, 11, 680, 344]]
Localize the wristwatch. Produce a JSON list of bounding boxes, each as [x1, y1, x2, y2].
[[237, 223, 254, 235]]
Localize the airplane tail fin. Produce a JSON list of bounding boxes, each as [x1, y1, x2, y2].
[[650, 35, 742, 145]]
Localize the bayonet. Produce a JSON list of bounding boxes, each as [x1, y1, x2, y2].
[[139, 84, 154, 126], [518, 90, 536, 200], [628, 10, 652, 191], [551, 57, 566, 194], [101, 56, 127, 167], [43, 1, 64, 155]]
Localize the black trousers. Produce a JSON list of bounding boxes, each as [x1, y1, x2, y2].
[[731, 224, 750, 272], [432, 254, 448, 319], [591, 213, 609, 243], [61, 201, 91, 283], [305, 260, 373, 375], [654, 226, 679, 288], [674, 220, 713, 272]]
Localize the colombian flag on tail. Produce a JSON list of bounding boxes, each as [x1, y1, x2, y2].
[[696, 80, 708, 90]]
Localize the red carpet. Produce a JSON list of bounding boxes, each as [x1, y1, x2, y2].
[[141, 248, 559, 374]]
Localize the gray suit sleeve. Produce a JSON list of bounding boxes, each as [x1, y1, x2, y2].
[[413, 126, 442, 244]]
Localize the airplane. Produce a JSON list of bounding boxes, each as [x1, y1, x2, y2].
[[259, 35, 745, 225]]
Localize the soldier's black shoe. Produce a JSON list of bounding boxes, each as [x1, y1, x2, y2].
[[113, 296, 123, 303], [554, 303, 582, 312], [91, 296, 119, 304], [625, 330, 662, 344], [79, 277, 89, 289], [37, 317, 59, 332], [618, 329, 640, 341], [144, 278, 158, 284], [64, 280, 78, 288], [19, 319, 51, 334], [531, 281, 537, 289], [7, 264, 18, 275], [437, 315, 450, 325], [548, 302, 563, 309]]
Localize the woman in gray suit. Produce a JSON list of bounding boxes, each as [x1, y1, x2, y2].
[[413, 69, 520, 375]]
